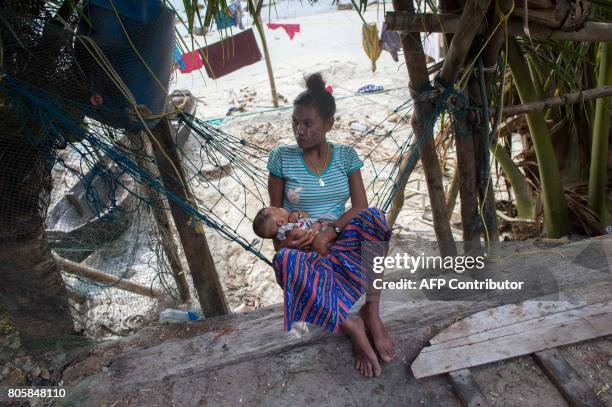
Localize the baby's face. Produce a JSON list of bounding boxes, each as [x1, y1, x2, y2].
[[267, 207, 290, 227]]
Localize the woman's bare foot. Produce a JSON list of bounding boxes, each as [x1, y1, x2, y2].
[[341, 315, 381, 377], [359, 304, 396, 362]]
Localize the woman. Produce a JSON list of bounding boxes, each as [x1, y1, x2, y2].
[[267, 73, 395, 377]]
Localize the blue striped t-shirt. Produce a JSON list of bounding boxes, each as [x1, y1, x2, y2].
[[267, 143, 364, 220]]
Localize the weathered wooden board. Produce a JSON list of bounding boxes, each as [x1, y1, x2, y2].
[[430, 281, 612, 347], [533, 349, 605, 407], [425, 301, 611, 351], [412, 292, 612, 378], [61, 237, 612, 405]]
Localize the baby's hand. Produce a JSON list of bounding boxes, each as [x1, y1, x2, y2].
[[288, 211, 309, 223]]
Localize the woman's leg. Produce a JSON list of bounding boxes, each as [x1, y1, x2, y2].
[[274, 247, 383, 377], [360, 269, 396, 362], [340, 314, 381, 377], [338, 207, 396, 362]]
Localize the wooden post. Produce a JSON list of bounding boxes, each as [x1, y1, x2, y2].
[[468, 74, 499, 245], [149, 118, 229, 316], [129, 132, 191, 303], [437, 0, 491, 250], [386, 148, 420, 229], [253, 15, 279, 107], [453, 104, 482, 249], [445, 169, 460, 218], [391, 0, 456, 257]]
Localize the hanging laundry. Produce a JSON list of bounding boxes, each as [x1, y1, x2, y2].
[[357, 84, 384, 94], [266, 23, 301, 40], [201, 28, 262, 79], [362, 22, 381, 72], [174, 47, 186, 71], [380, 23, 401, 62], [179, 50, 203, 74], [215, 10, 236, 30]]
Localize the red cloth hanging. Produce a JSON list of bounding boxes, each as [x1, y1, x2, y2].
[[266, 23, 301, 40], [179, 50, 204, 74]]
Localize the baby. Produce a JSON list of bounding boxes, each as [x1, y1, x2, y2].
[[253, 207, 330, 242]]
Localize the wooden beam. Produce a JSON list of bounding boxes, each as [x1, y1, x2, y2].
[[54, 253, 163, 298], [149, 118, 229, 316], [385, 12, 612, 43], [501, 85, 612, 116], [130, 132, 191, 303], [448, 369, 491, 407], [391, 0, 456, 257], [533, 349, 606, 407], [386, 148, 420, 229]]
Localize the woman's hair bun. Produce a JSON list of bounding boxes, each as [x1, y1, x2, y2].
[[305, 73, 326, 93], [294, 72, 336, 120]]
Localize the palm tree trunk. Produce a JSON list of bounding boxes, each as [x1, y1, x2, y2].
[[490, 143, 536, 219], [0, 136, 74, 350], [588, 43, 612, 222], [507, 38, 570, 237]]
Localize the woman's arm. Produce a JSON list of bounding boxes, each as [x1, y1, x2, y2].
[[333, 169, 368, 229], [312, 169, 368, 255], [268, 174, 285, 208]]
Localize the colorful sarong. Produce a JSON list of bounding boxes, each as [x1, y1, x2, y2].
[[273, 207, 391, 333]]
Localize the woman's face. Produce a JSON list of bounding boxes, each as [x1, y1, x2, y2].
[[292, 104, 333, 150]]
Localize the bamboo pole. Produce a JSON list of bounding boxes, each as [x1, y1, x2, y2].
[[149, 118, 229, 316], [385, 12, 612, 43], [391, 0, 456, 257], [54, 253, 163, 298], [500, 85, 612, 116], [253, 14, 279, 107]]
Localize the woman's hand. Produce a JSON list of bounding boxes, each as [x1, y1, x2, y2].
[[285, 228, 318, 250], [311, 228, 337, 256]]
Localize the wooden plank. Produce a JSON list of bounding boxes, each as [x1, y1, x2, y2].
[[532, 349, 605, 407], [430, 281, 612, 346], [411, 303, 612, 378], [426, 301, 612, 351], [447, 369, 491, 407], [431, 300, 586, 345]]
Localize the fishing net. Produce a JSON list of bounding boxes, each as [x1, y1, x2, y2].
[[0, 1, 426, 398]]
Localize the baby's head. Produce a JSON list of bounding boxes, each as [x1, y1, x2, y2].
[[253, 207, 290, 238]]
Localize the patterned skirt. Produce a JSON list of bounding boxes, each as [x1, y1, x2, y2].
[[273, 207, 391, 333]]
